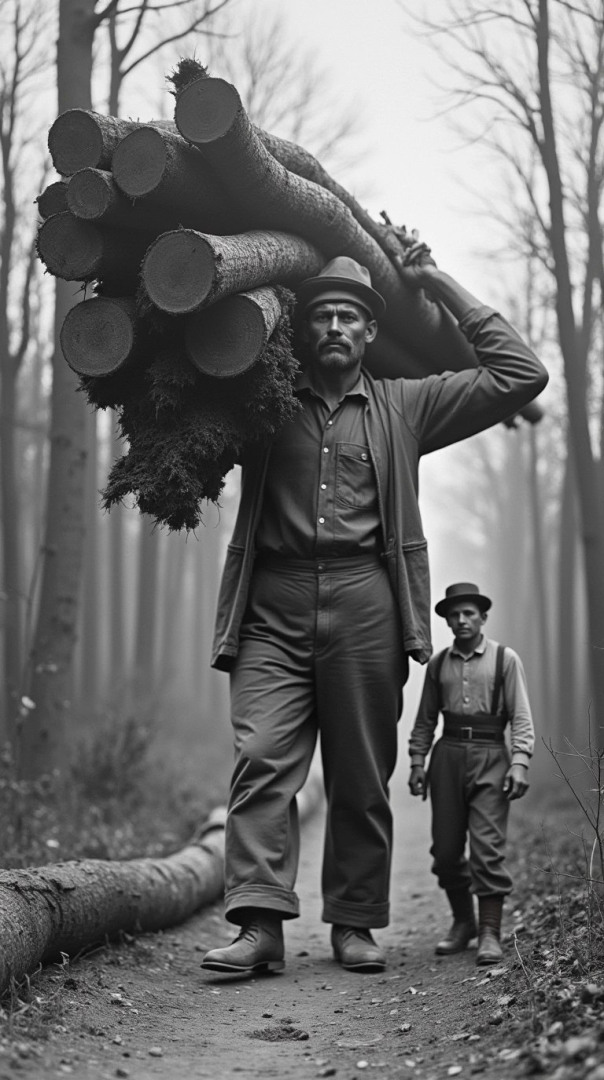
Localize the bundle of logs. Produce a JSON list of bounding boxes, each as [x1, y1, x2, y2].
[[37, 60, 539, 530]]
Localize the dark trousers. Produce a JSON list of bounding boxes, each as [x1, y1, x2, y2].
[[429, 739, 513, 897], [224, 556, 408, 928]]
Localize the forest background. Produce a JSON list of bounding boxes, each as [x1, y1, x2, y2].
[[0, 0, 602, 866]]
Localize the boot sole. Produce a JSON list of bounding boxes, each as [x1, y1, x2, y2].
[[476, 953, 502, 966], [434, 939, 476, 956], [334, 954, 386, 973], [201, 958, 285, 974]]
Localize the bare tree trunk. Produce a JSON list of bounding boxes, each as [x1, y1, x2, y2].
[[21, 0, 96, 777], [133, 516, 161, 695], [79, 410, 100, 708], [557, 446, 581, 743], [0, 369, 22, 740], [527, 423, 553, 730], [536, 0, 604, 737]]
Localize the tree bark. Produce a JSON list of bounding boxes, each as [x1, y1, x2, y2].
[[142, 228, 323, 314], [0, 764, 325, 993], [174, 76, 477, 371], [184, 286, 283, 377], [0, 813, 226, 994], [60, 295, 138, 376]]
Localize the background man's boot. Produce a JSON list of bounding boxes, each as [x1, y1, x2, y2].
[[476, 895, 504, 965], [201, 911, 284, 974], [435, 888, 477, 955]]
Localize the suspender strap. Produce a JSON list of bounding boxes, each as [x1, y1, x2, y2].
[[490, 644, 506, 717], [433, 647, 449, 713]]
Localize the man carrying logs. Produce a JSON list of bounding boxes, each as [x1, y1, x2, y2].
[[201, 249, 548, 976]]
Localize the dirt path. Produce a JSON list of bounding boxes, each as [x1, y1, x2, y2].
[[3, 763, 527, 1080]]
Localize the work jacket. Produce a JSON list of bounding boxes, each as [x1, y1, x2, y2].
[[211, 305, 548, 671]]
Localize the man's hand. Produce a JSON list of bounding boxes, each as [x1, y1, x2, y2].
[[408, 764, 427, 799], [380, 218, 438, 291], [503, 764, 529, 800]]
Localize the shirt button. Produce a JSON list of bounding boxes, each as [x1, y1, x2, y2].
[[317, 563, 325, 572], [318, 517, 325, 524], [321, 483, 327, 490], [327, 420, 333, 426], [463, 696, 470, 704], [323, 447, 329, 454], [361, 452, 368, 460]]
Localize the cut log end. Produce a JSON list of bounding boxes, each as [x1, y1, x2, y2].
[[36, 181, 69, 219], [60, 297, 138, 377], [67, 169, 112, 219], [37, 213, 103, 280], [48, 109, 105, 175], [112, 128, 168, 198], [142, 230, 215, 313], [184, 288, 281, 377], [175, 77, 240, 145]]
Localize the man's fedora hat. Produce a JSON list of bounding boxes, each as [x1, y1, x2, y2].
[[296, 256, 386, 320], [435, 582, 492, 618]]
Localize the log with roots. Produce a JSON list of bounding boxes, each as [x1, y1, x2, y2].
[[141, 228, 324, 314], [111, 126, 244, 235], [37, 212, 150, 289], [173, 75, 477, 373]]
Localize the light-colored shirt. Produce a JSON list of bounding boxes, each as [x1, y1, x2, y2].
[[254, 370, 382, 557], [408, 635, 535, 768]]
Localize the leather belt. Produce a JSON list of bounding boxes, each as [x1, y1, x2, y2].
[[442, 725, 504, 744]]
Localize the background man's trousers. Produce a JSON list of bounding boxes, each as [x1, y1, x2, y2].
[[428, 740, 513, 896], [224, 555, 408, 928]]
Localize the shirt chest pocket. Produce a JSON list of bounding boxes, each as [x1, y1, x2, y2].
[[335, 442, 376, 509]]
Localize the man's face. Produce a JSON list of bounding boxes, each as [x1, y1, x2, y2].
[[446, 602, 486, 642], [303, 301, 377, 372]]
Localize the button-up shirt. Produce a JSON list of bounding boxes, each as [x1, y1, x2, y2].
[[408, 635, 535, 767], [255, 370, 382, 557]]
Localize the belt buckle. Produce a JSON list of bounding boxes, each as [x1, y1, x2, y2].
[[460, 726, 473, 741]]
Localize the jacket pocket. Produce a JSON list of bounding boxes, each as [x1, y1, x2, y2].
[[335, 442, 376, 508]]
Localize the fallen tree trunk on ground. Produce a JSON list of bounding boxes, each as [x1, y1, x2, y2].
[[0, 768, 325, 995]]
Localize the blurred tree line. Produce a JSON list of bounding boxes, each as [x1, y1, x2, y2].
[[0, 0, 360, 779], [410, 0, 604, 757], [0, 0, 600, 784]]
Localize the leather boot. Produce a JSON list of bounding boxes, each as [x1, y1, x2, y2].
[[435, 888, 477, 955], [201, 912, 285, 974], [331, 926, 386, 972], [476, 895, 504, 966]]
